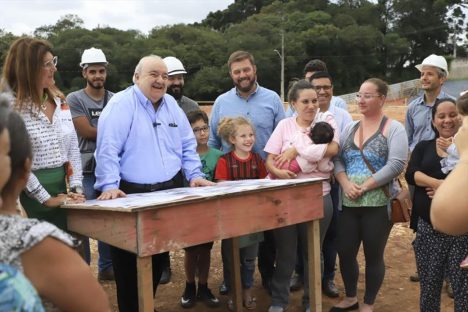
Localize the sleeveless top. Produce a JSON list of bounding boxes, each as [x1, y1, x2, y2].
[[341, 117, 389, 207]]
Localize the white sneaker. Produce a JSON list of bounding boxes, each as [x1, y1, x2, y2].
[[268, 306, 285, 312]]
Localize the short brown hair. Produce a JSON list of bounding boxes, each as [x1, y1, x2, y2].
[[186, 109, 208, 125], [227, 51, 255, 72]]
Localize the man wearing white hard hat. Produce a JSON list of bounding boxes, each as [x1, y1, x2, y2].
[[405, 54, 454, 152], [404, 54, 455, 295], [163, 56, 199, 114], [66, 47, 114, 281]]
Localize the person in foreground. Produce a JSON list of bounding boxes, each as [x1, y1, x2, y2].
[[0, 99, 110, 311], [431, 92, 468, 236], [332, 78, 408, 312], [94, 54, 213, 312], [406, 98, 468, 311], [264, 80, 338, 312]]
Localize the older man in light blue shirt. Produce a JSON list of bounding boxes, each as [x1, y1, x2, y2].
[[94, 55, 212, 312]]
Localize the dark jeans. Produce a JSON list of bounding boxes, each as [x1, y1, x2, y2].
[[81, 173, 113, 272], [295, 182, 339, 282], [258, 230, 276, 287], [322, 180, 340, 281], [112, 172, 183, 312]]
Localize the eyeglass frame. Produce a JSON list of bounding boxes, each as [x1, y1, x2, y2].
[[43, 56, 58, 69], [312, 85, 333, 91], [192, 125, 210, 134], [355, 93, 382, 100]]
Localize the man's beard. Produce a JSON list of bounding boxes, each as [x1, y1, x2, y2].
[[87, 78, 105, 90], [167, 84, 183, 100], [235, 77, 256, 93]]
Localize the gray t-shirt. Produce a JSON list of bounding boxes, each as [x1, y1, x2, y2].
[[177, 95, 199, 114], [67, 89, 114, 153]]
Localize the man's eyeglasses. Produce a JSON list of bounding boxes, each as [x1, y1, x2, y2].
[[355, 93, 381, 100], [193, 125, 210, 134], [313, 85, 332, 91], [43, 56, 58, 69], [149, 71, 169, 81]]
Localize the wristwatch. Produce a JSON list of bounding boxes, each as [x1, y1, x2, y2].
[[71, 186, 83, 194]]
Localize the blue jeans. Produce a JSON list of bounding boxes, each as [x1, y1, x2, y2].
[[82, 173, 113, 272], [322, 180, 340, 281], [221, 239, 258, 291]]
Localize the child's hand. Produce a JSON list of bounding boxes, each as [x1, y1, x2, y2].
[[272, 168, 297, 179], [436, 137, 452, 152]]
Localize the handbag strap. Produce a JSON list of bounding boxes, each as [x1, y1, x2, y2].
[[358, 117, 391, 198]]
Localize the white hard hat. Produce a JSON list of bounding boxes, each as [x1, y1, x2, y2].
[[415, 54, 449, 77], [163, 56, 187, 76], [80, 47, 108, 68]]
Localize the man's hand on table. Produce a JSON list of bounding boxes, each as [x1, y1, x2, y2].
[[98, 189, 127, 200]]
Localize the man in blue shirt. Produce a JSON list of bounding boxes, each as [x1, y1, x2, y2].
[[208, 50, 285, 294], [405, 54, 453, 151], [95, 55, 213, 312]]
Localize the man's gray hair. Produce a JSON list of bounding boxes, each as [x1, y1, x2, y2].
[[133, 54, 162, 83]]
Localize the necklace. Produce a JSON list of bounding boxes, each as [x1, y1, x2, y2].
[[40, 93, 48, 111]]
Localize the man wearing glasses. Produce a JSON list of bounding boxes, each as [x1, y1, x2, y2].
[[94, 55, 213, 312], [303, 59, 348, 110]]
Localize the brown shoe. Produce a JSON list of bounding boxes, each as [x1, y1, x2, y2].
[[409, 272, 419, 282]]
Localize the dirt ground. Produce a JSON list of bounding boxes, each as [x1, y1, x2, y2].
[[91, 222, 455, 312], [90, 103, 455, 311]]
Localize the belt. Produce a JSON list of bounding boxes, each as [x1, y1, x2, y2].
[[120, 171, 182, 193]]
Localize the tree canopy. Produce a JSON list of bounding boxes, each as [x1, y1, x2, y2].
[[1, 0, 466, 100]]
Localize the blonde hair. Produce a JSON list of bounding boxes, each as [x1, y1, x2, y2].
[[217, 116, 254, 147]]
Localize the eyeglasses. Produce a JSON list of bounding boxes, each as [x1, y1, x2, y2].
[[355, 93, 381, 100], [43, 56, 58, 69], [313, 85, 332, 91], [193, 125, 210, 134], [149, 71, 169, 81]]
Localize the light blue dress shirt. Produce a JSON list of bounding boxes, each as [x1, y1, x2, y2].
[[331, 96, 348, 110], [208, 83, 285, 159], [95, 85, 203, 192], [405, 90, 453, 151]]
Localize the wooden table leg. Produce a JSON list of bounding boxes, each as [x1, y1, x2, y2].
[[137, 256, 154, 312], [307, 220, 322, 312], [228, 237, 243, 312]]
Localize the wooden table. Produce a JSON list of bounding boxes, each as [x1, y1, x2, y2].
[[63, 179, 324, 312]]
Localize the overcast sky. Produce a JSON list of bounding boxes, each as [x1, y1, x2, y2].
[[0, 0, 234, 35]]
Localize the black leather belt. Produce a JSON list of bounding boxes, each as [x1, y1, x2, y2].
[[120, 171, 183, 193]]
